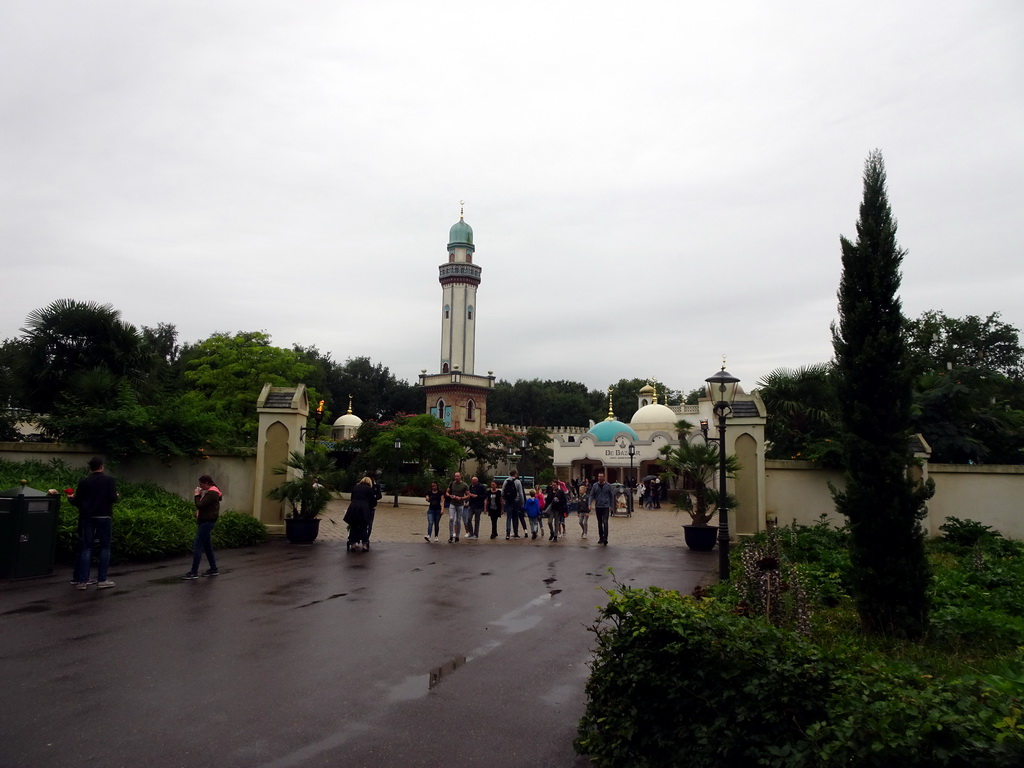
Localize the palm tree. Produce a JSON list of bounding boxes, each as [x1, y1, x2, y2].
[[659, 440, 739, 526], [755, 364, 838, 460], [18, 299, 147, 413], [266, 446, 336, 519]]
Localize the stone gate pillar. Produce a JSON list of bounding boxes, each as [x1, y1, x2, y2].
[[253, 383, 309, 534]]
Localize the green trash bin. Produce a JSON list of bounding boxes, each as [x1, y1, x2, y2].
[[0, 484, 61, 579]]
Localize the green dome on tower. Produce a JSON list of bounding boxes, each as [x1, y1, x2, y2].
[[449, 217, 473, 246]]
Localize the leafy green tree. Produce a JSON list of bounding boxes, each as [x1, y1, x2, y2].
[[831, 150, 933, 638], [449, 426, 517, 473], [293, 349, 420, 422], [364, 414, 463, 478], [519, 426, 554, 478], [907, 310, 1023, 380], [905, 311, 1024, 464], [487, 378, 606, 426], [41, 382, 227, 459], [182, 331, 317, 445]]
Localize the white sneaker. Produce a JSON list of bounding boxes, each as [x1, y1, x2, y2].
[[433, 536, 438, 542], [95, 581, 115, 589]]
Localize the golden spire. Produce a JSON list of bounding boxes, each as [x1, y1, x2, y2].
[[652, 380, 658, 405], [459, 200, 465, 220], [347, 394, 353, 415], [605, 386, 616, 421]]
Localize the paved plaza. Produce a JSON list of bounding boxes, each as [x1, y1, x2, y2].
[[0, 504, 713, 768], [318, 496, 689, 547]]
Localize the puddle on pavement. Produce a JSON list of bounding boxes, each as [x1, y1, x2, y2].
[[429, 655, 467, 689], [386, 654, 468, 702]]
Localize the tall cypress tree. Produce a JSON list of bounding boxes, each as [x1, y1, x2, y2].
[[831, 150, 933, 638]]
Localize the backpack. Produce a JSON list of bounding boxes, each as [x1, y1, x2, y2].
[[502, 478, 519, 503]]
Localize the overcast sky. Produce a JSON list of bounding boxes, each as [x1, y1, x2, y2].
[[2, 1, 1022, 405]]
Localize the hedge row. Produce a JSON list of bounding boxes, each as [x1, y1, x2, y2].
[[1, 458, 266, 562]]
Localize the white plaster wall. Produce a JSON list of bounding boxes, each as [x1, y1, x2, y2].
[[765, 460, 1024, 539]]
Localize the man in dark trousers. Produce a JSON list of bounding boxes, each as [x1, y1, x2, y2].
[[70, 457, 119, 590], [588, 472, 615, 546], [467, 476, 487, 539]]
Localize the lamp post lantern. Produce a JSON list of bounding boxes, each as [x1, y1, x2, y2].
[[704, 365, 741, 581], [392, 436, 402, 508], [627, 442, 636, 516]]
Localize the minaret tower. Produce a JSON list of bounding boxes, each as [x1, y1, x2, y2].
[[438, 202, 480, 374], [420, 204, 495, 432]]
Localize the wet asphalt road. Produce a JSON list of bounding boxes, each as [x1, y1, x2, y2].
[[0, 540, 713, 768]]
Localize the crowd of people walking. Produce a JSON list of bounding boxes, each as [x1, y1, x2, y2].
[[413, 470, 618, 547]]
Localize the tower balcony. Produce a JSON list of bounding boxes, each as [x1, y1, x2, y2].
[[438, 263, 482, 285]]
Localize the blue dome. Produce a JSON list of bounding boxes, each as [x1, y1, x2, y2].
[[588, 420, 639, 442], [449, 218, 473, 246]]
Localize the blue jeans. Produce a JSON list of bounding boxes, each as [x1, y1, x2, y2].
[[426, 509, 441, 538], [505, 500, 522, 536], [78, 517, 112, 583], [190, 521, 217, 573]]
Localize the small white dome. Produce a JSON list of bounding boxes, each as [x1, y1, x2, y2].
[[333, 413, 363, 428], [630, 403, 677, 427]]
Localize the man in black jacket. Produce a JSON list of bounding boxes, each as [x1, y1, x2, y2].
[[70, 457, 119, 590]]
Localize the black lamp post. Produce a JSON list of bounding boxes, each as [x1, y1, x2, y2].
[[392, 436, 402, 508], [704, 365, 741, 581], [627, 443, 636, 516]]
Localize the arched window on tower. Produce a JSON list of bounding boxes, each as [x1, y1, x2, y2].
[[436, 398, 446, 418], [444, 305, 450, 319], [466, 399, 475, 421], [448, 252, 455, 263], [467, 305, 473, 321], [442, 362, 449, 373]]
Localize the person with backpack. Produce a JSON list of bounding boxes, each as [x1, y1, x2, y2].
[[501, 470, 526, 539]]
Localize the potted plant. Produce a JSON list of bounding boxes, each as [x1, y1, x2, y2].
[[267, 446, 335, 543], [659, 441, 739, 551]]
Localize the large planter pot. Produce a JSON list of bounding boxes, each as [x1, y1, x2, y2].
[[683, 524, 718, 552], [285, 517, 321, 544]]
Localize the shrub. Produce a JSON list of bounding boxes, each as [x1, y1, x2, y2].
[[576, 584, 1024, 767], [1, 458, 266, 562]]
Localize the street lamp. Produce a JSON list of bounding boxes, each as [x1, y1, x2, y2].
[[627, 442, 636, 516], [704, 365, 741, 581], [392, 436, 402, 508]]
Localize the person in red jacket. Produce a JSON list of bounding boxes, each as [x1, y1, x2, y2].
[[183, 475, 222, 579]]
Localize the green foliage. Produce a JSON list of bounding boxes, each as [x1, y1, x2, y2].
[[448, 426, 517, 472], [40, 382, 228, 460], [182, 331, 317, 445], [939, 516, 1003, 548], [0, 459, 266, 562], [292, 350, 422, 422], [576, 581, 1024, 767], [487, 378, 606, 426], [266, 445, 336, 520], [15, 299, 148, 413], [756, 364, 841, 464], [831, 150, 933, 638], [363, 413, 464, 478], [659, 440, 739, 526]]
